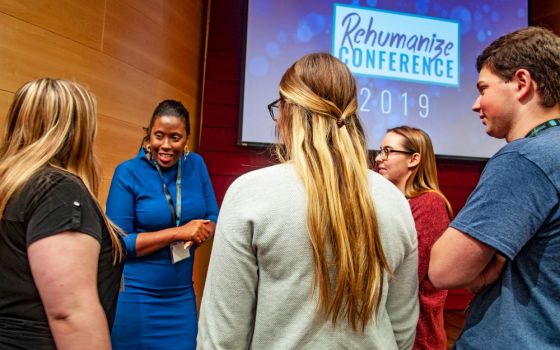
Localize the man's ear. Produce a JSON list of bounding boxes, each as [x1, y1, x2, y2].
[[408, 153, 420, 168], [513, 69, 534, 101]]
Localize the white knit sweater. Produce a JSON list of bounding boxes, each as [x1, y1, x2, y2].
[[198, 164, 419, 349]]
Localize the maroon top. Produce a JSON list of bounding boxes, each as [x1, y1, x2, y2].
[[409, 192, 450, 350]]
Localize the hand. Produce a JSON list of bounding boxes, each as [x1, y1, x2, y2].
[[176, 220, 211, 244], [204, 221, 216, 240], [183, 221, 216, 248], [466, 254, 507, 293]]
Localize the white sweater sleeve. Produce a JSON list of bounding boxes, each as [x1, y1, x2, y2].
[[386, 243, 419, 350], [371, 171, 420, 350], [197, 179, 257, 350]]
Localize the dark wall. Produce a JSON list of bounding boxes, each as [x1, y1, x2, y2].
[[531, 1, 560, 32], [199, 0, 555, 309]]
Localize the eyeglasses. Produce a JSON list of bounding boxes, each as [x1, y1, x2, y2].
[[375, 147, 414, 161], [267, 98, 280, 122]]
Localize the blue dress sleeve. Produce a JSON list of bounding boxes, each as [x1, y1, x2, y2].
[[106, 163, 139, 258], [198, 157, 219, 223]]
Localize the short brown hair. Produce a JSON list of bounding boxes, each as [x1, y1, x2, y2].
[[476, 26, 560, 107]]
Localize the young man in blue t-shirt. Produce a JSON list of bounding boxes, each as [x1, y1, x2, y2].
[[429, 27, 560, 349]]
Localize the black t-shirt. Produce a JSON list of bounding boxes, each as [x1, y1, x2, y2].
[[0, 167, 124, 349]]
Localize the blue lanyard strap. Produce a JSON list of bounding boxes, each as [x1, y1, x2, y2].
[[525, 118, 560, 138], [153, 156, 182, 227]]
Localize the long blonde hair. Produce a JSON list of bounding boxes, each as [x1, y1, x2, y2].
[[0, 78, 124, 262], [276, 53, 390, 331], [388, 126, 453, 217]]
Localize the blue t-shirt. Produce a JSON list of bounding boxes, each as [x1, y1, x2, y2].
[[451, 126, 560, 349]]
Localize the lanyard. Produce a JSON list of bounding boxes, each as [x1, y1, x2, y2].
[[152, 155, 182, 227], [525, 118, 560, 138]]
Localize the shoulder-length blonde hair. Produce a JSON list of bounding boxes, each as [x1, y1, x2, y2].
[[0, 78, 123, 262], [388, 125, 453, 217], [275, 53, 390, 331]]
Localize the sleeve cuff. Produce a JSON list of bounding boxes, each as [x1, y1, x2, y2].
[[122, 233, 138, 258]]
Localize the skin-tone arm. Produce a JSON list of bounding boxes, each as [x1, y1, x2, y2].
[[28, 232, 110, 350], [465, 254, 507, 293], [429, 227, 500, 290], [135, 220, 216, 257]]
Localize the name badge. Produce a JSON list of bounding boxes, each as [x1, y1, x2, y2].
[[170, 241, 191, 264]]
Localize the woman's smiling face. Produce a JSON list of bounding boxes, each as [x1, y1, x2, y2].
[[149, 115, 188, 168]]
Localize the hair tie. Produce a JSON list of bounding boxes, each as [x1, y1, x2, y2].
[[336, 118, 348, 128]]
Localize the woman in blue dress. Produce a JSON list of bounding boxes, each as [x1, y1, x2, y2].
[[107, 100, 219, 350]]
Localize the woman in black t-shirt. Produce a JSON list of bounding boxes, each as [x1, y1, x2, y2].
[[0, 78, 124, 350]]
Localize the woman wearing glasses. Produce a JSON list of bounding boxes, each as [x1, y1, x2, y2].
[[376, 126, 452, 350], [198, 53, 419, 349]]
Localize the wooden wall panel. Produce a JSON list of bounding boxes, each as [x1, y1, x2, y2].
[[0, 9, 201, 159], [0, 11, 154, 126], [103, 0, 202, 94], [0, 0, 104, 49], [0, 3, 206, 165], [103, 0, 205, 147], [119, 0, 164, 26], [95, 114, 144, 178]]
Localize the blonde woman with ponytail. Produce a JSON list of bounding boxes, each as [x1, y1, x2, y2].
[[198, 53, 419, 349], [0, 78, 124, 350]]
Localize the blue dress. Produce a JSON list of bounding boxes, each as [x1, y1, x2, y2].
[[107, 150, 219, 350]]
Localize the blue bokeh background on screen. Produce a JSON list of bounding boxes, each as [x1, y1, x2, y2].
[[240, 0, 528, 158]]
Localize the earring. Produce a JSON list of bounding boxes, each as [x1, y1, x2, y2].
[[144, 144, 152, 161], [184, 144, 190, 160]]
